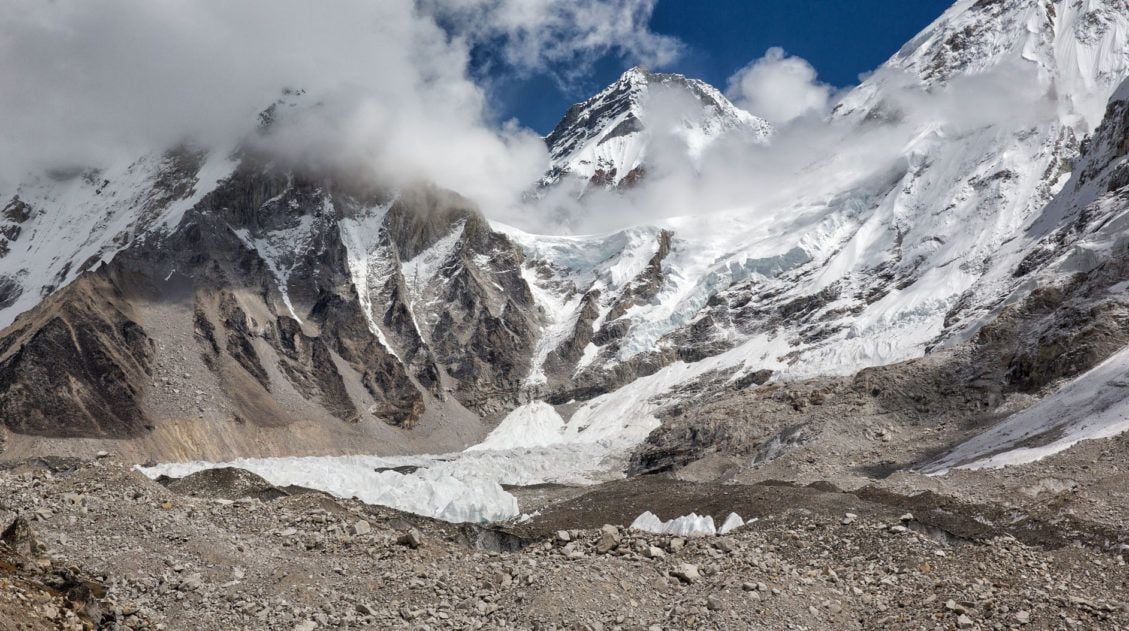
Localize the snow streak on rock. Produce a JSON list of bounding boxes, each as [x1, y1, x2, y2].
[[338, 200, 401, 357]]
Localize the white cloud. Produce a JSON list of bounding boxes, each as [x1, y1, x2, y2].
[[0, 0, 1062, 242], [420, 0, 682, 82], [726, 47, 833, 125], [0, 0, 678, 211], [523, 55, 1060, 236]]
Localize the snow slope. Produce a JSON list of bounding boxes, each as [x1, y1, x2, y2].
[[467, 401, 567, 451], [511, 0, 1129, 388], [0, 149, 237, 328], [924, 344, 1129, 472], [920, 75, 1129, 474]]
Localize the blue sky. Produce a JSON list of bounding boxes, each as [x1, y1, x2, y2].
[[487, 0, 953, 134]]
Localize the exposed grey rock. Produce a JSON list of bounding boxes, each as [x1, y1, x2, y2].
[[595, 532, 619, 555], [397, 528, 422, 549], [1, 516, 40, 558], [670, 563, 700, 585]]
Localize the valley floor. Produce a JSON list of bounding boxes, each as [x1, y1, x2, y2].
[[2, 443, 1129, 631]]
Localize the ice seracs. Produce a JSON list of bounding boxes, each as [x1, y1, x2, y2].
[[141, 455, 521, 524], [629, 511, 748, 537], [632, 512, 716, 537], [719, 512, 746, 535]]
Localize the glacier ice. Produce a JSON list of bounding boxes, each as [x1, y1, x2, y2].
[[719, 512, 746, 535], [629, 511, 747, 537], [141, 454, 520, 524], [663, 514, 716, 537]]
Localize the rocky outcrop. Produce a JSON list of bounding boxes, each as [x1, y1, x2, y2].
[[0, 269, 153, 439], [383, 192, 541, 416], [0, 197, 32, 259]]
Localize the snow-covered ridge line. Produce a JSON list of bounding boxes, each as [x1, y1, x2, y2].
[[542, 66, 771, 188], [0, 149, 238, 329]]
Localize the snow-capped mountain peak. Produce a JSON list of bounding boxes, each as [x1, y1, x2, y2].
[[541, 67, 772, 190], [839, 0, 1129, 130]]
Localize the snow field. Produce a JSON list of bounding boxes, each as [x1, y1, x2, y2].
[[925, 345, 1129, 473]]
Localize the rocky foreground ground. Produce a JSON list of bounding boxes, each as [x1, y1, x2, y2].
[[1, 456, 1128, 631]]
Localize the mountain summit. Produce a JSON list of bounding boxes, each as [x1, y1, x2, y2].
[[541, 67, 772, 190]]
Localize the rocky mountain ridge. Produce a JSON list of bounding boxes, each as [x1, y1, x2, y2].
[[0, 150, 542, 459]]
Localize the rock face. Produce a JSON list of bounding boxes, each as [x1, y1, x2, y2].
[[1, 516, 40, 559], [0, 271, 154, 438]]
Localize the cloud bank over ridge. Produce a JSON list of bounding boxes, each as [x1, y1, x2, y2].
[[0, 0, 677, 211]]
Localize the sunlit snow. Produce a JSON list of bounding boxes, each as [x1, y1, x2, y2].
[[925, 345, 1129, 473], [629, 511, 748, 537]]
